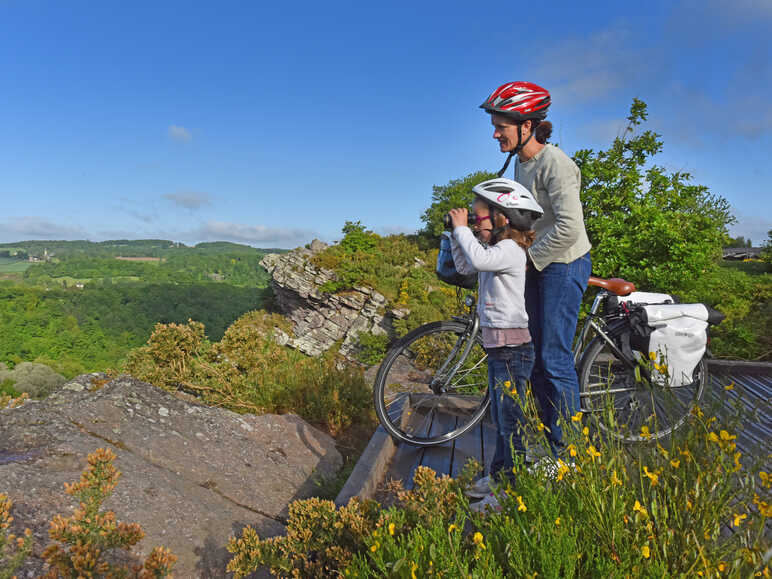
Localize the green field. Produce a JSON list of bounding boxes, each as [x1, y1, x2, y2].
[[0, 257, 32, 273]]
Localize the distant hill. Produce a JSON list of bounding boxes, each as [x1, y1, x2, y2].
[[0, 239, 288, 259]]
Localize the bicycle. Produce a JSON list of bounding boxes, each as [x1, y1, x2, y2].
[[373, 275, 720, 446]]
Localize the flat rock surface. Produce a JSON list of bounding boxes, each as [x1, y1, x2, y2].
[[0, 374, 342, 578]]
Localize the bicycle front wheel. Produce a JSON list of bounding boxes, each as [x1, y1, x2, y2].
[[373, 320, 490, 447], [578, 330, 707, 442]]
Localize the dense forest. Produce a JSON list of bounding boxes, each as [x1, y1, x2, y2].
[[0, 240, 281, 377]]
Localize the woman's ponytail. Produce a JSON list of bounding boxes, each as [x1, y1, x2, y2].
[[534, 121, 552, 144]]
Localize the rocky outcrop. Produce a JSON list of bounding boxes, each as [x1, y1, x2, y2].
[[0, 374, 342, 578], [261, 241, 404, 359]]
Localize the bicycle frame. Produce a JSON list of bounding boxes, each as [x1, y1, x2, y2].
[[573, 290, 635, 370]]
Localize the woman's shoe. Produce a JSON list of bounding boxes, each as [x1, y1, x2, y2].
[[465, 475, 493, 499], [470, 492, 502, 513]]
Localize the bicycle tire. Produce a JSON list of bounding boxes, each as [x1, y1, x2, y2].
[[578, 323, 707, 442], [373, 320, 490, 447]]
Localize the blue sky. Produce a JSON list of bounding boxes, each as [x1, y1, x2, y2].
[[1, 0, 770, 247]]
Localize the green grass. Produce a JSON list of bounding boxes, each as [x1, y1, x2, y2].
[[0, 258, 31, 273], [720, 260, 771, 276]]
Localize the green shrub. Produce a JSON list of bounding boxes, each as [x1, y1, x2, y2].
[[355, 333, 391, 366], [0, 362, 65, 398], [227, 386, 771, 578], [124, 312, 375, 436]]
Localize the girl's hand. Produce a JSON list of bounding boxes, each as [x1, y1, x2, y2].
[[449, 208, 468, 229]]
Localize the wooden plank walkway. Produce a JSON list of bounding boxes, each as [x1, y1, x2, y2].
[[376, 361, 771, 492]]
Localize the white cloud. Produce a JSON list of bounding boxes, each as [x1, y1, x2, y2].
[[0, 217, 87, 241], [184, 220, 316, 247], [168, 125, 192, 142], [375, 225, 417, 236], [528, 24, 648, 105], [162, 191, 212, 210], [728, 213, 772, 247]]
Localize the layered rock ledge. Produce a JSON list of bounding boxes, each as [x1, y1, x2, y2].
[[261, 241, 400, 359], [0, 374, 342, 577]]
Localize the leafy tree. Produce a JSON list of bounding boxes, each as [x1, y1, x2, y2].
[[762, 229, 772, 263], [420, 171, 497, 238], [725, 235, 753, 248], [574, 99, 734, 292]]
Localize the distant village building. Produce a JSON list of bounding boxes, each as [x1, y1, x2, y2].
[[28, 248, 54, 262], [722, 247, 763, 260]]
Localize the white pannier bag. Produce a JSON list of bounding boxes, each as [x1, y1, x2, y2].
[[634, 304, 710, 387], [624, 291, 676, 305]]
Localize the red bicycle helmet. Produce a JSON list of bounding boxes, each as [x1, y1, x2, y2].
[[480, 81, 551, 122]]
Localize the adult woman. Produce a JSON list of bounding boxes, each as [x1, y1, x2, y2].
[[480, 82, 592, 457]]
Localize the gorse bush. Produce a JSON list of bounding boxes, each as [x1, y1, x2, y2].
[[1, 448, 175, 579], [40, 448, 177, 579], [226, 463, 479, 578], [227, 385, 771, 578], [0, 494, 33, 579], [124, 312, 374, 436]]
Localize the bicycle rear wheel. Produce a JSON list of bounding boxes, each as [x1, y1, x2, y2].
[[578, 328, 707, 442], [373, 320, 490, 447]]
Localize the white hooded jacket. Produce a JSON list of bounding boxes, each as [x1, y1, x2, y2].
[[450, 226, 529, 329]]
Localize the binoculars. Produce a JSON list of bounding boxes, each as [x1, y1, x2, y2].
[[443, 209, 477, 231]]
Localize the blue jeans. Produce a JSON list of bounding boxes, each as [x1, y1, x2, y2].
[[525, 253, 591, 455], [487, 342, 535, 482]]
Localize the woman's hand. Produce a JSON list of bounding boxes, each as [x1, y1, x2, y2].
[[449, 208, 468, 229]]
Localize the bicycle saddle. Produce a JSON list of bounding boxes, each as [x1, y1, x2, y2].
[[588, 276, 636, 296]]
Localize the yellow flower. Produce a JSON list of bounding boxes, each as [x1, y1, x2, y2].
[[556, 460, 570, 482], [448, 524, 458, 533], [649, 351, 657, 361], [633, 500, 648, 518], [691, 405, 704, 418], [503, 380, 511, 389], [567, 444, 578, 458], [640, 425, 651, 440], [555, 517, 561, 526], [537, 422, 545, 432], [732, 513, 747, 527], [733, 452, 742, 472], [372, 530, 378, 537], [473, 531, 486, 549], [686, 499, 693, 511], [724, 382, 735, 391], [719, 430, 736, 442], [643, 466, 660, 486], [517, 495, 527, 512], [670, 459, 680, 469], [571, 411, 583, 423], [708, 432, 719, 443], [623, 514, 629, 524], [582, 426, 589, 437], [610, 470, 623, 486], [680, 448, 692, 459], [411, 562, 419, 579], [586, 445, 601, 460], [717, 561, 727, 572], [761, 471, 771, 488], [370, 541, 379, 552], [641, 545, 650, 559], [388, 522, 395, 536]]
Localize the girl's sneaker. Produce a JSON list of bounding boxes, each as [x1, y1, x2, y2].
[[470, 492, 502, 513], [465, 475, 493, 499]]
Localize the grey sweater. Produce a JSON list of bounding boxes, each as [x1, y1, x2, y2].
[[515, 144, 592, 271], [450, 226, 529, 329]]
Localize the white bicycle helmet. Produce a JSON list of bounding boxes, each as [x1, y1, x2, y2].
[[472, 178, 543, 231]]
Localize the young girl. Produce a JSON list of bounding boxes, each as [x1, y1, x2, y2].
[[449, 178, 543, 512]]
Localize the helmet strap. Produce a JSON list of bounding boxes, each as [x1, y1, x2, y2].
[[496, 122, 534, 177]]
